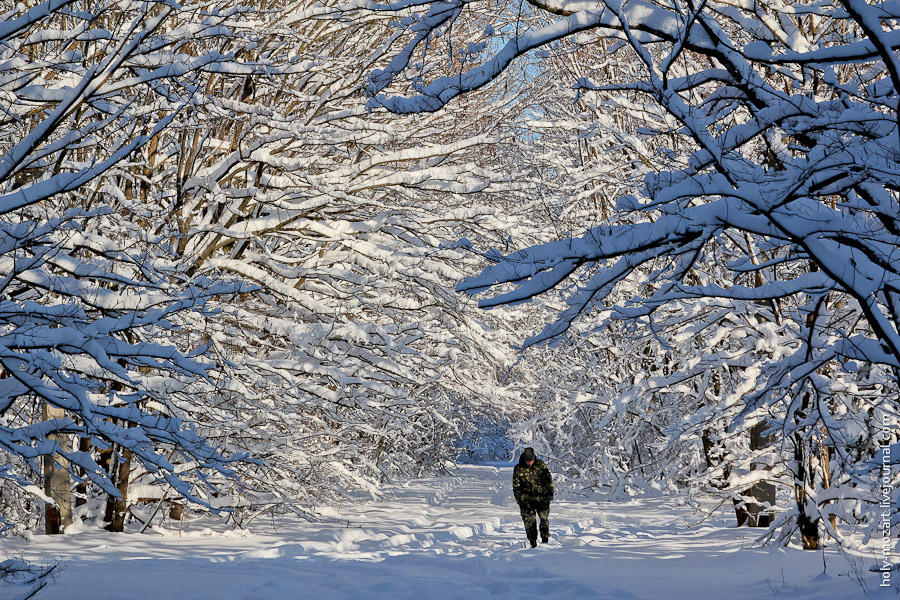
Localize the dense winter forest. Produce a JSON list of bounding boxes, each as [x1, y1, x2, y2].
[[0, 0, 898, 593]]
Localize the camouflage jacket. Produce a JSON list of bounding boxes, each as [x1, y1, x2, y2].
[[513, 459, 554, 510]]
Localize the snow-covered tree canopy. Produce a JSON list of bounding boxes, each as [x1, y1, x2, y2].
[[364, 0, 900, 366], [1, 0, 897, 562], [359, 0, 900, 549], [0, 0, 262, 533], [0, 0, 536, 540], [120, 0, 540, 512]]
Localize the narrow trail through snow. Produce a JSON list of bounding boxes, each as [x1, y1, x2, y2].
[[5, 464, 890, 600]]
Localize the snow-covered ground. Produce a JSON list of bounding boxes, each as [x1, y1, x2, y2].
[[3, 464, 894, 599]]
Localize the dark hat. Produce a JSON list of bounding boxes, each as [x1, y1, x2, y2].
[[521, 447, 536, 462]]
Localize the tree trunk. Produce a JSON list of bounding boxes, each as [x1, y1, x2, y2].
[[745, 421, 776, 527], [106, 370, 134, 532], [791, 387, 821, 549], [105, 447, 132, 532], [702, 429, 750, 525], [798, 509, 820, 550], [74, 436, 91, 508], [794, 433, 819, 549], [820, 442, 837, 535], [41, 403, 72, 534]]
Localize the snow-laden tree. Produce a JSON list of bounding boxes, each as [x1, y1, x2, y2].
[[40, 0, 548, 526], [0, 0, 543, 544], [360, 0, 900, 550], [0, 0, 257, 544]]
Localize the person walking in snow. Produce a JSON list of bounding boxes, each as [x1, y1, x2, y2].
[[513, 447, 554, 548]]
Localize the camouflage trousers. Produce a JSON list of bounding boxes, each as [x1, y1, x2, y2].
[[519, 505, 550, 545]]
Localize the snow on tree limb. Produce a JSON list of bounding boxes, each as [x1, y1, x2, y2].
[[361, 0, 900, 550]]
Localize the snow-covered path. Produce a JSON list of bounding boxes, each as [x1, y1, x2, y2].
[[5, 464, 892, 599]]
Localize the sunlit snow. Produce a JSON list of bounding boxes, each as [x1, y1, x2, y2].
[[4, 464, 890, 600]]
